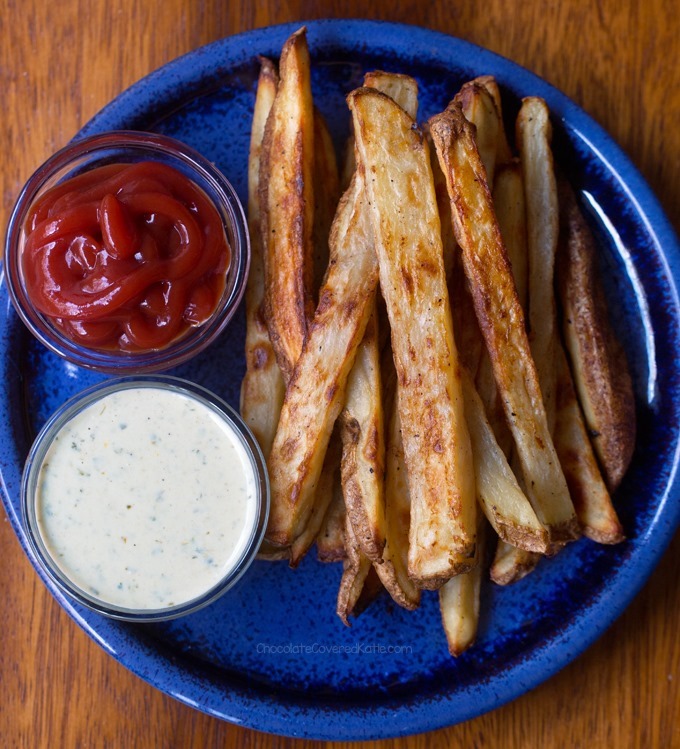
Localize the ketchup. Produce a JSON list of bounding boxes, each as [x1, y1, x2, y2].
[[21, 161, 231, 352]]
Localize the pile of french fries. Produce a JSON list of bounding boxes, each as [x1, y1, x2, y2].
[[240, 28, 636, 656]]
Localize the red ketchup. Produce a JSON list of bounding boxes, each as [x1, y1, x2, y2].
[[21, 161, 231, 352]]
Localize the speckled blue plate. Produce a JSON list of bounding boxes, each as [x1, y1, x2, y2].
[[2, 20, 680, 741]]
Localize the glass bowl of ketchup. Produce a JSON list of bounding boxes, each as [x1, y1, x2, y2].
[[4, 131, 249, 373]]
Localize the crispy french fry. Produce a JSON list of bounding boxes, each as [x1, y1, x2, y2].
[[490, 540, 541, 585], [316, 473, 346, 562], [493, 160, 528, 313], [259, 27, 315, 380], [429, 100, 579, 547], [265, 171, 378, 547], [339, 70, 417, 567], [557, 182, 636, 491], [460, 81, 519, 456], [439, 521, 487, 656], [374, 359, 421, 610], [458, 81, 500, 184], [289, 428, 343, 566], [363, 70, 419, 118], [462, 369, 548, 552], [337, 512, 375, 626], [554, 333, 624, 543], [350, 87, 477, 587], [312, 108, 340, 296], [240, 57, 286, 460], [479, 160, 528, 456], [340, 303, 386, 562], [473, 75, 513, 166], [516, 97, 559, 432]]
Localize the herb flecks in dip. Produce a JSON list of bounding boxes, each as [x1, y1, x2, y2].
[[35, 385, 256, 611]]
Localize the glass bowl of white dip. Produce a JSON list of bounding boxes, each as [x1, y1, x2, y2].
[[21, 375, 269, 622]]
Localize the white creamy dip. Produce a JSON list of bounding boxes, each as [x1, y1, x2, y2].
[[34, 385, 258, 611]]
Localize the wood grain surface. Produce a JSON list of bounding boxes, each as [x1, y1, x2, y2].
[[1, 1, 679, 747]]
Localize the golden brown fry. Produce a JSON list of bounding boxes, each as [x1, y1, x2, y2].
[[339, 70, 417, 568], [340, 303, 386, 562], [459, 81, 520, 454], [429, 100, 579, 547], [316, 473, 346, 562], [374, 360, 421, 610], [490, 540, 541, 585], [458, 81, 500, 184], [311, 108, 340, 296], [240, 57, 286, 459], [516, 97, 559, 431], [260, 27, 315, 380], [289, 428, 343, 566], [478, 160, 527, 456], [439, 520, 487, 656], [557, 183, 636, 491], [337, 512, 374, 626], [363, 70, 419, 118], [554, 342, 625, 543], [265, 172, 378, 547], [493, 160, 528, 314], [349, 87, 476, 587], [473, 75, 513, 166], [461, 369, 548, 552]]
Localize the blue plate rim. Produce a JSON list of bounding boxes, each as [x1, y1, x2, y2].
[[2, 18, 680, 741]]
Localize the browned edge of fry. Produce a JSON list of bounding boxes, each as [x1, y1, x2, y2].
[[259, 26, 315, 381], [241, 56, 286, 460]]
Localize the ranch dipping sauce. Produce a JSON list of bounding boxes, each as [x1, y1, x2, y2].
[[26, 378, 267, 618]]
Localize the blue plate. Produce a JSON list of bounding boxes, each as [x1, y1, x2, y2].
[[2, 19, 679, 741]]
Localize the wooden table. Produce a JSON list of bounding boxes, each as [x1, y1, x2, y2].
[[2, 2, 679, 747]]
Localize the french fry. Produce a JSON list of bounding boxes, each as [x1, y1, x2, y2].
[[516, 97, 559, 432], [473, 75, 513, 166], [363, 70, 419, 118], [240, 57, 286, 460], [493, 161, 528, 313], [460, 79, 518, 455], [316, 473, 346, 562], [554, 341, 625, 543], [265, 171, 378, 547], [339, 70, 417, 567], [477, 160, 528, 457], [311, 108, 340, 296], [458, 81, 501, 184], [340, 303, 386, 562], [374, 360, 421, 610], [337, 512, 375, 626], [349, 87, 477, 588], [259, 27, 316, 380], [289, 428, 343, 566], [461, 369, 548, 552], [557, 182, 636, 490], [429, 100, 579, 547], [439, 521, 487, 656], [490, 540, 541, 586]]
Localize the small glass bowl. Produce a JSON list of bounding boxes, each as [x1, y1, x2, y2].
[[21, 375, 269, 622], [4, 131, 249, 373]]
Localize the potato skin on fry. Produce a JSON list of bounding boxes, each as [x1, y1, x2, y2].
[[259, 27, 315, 381], [241, 57, 286, 460], [557, 183, 636, 491], [340, 304, 386, 563], [553, 342, 624, 544], [350, 87, 477, 588]]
